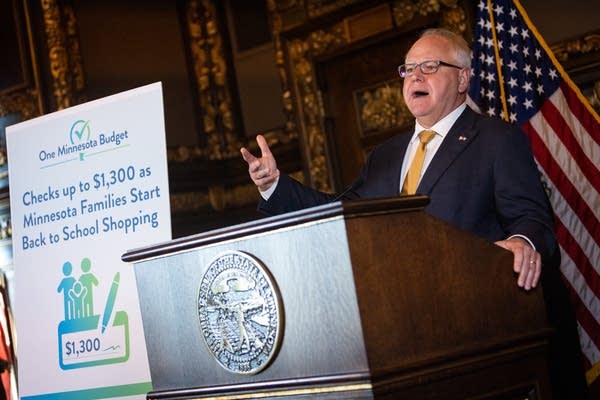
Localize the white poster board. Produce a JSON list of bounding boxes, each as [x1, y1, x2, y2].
[[6, 83, 171, 399]]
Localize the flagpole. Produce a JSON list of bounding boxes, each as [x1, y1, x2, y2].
[[486, 0, 510, 121]]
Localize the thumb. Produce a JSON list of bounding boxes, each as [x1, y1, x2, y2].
[[256, 134, 273, 158], [494, 239, 510, 250]]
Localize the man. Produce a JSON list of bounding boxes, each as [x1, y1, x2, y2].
[[241, 28, 587, 398]]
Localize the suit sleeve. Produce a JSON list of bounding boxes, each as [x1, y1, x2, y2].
[[493, 125, 558, 263], [257, 174, 334, 215]]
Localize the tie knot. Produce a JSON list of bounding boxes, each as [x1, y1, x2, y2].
[[418, 130, 437, 145]]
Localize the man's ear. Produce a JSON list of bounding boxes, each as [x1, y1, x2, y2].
[[458, 68, 471, 93]]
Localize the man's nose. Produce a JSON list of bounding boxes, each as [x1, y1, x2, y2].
[[410, 68, 425, 81]]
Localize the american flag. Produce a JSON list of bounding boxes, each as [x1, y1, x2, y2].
[[468, 0, 600, 385]]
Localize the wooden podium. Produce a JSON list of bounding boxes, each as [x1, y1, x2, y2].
[[123, 196, 553, 399]]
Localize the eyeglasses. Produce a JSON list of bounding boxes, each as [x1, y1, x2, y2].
[[398, 60, 463, 78]]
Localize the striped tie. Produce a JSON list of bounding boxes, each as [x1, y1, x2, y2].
[[401, 130, 437, 195]]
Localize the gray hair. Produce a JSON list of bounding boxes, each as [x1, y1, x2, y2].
[[420, 28, 472, 68]]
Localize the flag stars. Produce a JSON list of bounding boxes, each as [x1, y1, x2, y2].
[[471, 3, 566, 126], [537, 84, 545, 95]]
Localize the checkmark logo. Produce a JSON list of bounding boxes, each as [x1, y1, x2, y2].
[[70, 120, 91, 144]]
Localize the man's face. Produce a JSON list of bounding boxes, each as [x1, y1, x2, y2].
[[402, 35, 469, 128]]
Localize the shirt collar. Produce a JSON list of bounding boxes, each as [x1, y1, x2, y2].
[[413, 102, 467, 140]]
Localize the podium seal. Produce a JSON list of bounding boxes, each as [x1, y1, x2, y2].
[[198, 250, 283, 374]]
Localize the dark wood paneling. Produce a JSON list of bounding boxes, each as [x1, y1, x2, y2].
[[318, 31, 418, 188]]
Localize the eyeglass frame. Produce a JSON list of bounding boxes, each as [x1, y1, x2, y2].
[[398, 60, 464, 78]]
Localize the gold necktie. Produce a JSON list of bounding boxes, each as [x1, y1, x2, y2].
[[401, 130, 437, 195]]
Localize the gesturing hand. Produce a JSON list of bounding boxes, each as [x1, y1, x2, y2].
[[240, 135, 280, 192]]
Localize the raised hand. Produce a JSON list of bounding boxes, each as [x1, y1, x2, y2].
[[240, 135, 280, 192]]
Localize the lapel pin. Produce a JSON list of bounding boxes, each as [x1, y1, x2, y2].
[[458, 136, 467, 141]]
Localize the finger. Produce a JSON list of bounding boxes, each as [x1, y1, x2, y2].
[[256, 135, 273, 157], [240, 147, 257, 164], [532, 266, 541, 288], [518, 246, 536, 287], [529, 257, 541, 289], [517, 261, 527, 288], [513, 246, 526, 274], [520, 261, 532, 289], [242, 151, 265, 176], [522, 255, 541, 290]]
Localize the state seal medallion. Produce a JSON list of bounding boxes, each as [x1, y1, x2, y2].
[[197, 251, 283, 374]]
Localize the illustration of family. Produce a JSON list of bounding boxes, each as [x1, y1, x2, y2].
[[57, 258, 98, 320]]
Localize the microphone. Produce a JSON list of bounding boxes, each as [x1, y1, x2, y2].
[[332, 177, 363, 202]]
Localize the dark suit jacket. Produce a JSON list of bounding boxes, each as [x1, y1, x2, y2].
[[259, 107, 557, 262]]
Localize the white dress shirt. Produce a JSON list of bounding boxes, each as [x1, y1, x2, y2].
[[399, 103, 467, 192]]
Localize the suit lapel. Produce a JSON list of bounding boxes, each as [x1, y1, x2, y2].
[[417, 108, 479, 194]]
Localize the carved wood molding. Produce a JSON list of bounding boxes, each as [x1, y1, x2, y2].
[[551, 32, 600, 63], [0, 90, 40, 120], [184, 0, 243, 161], [40, 0, 85, 110]]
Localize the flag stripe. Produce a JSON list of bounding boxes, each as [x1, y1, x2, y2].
[[563, 274, 600, 370], [549, 87, 600, 186], [541, 95, 600, 194], [555, 219, 600, 318], [523, 121, 600, 248], [560, 82, 600, 141], [528, 126, 600, 289]]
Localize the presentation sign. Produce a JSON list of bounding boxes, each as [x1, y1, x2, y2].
[[6, 83, 171, 399]]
